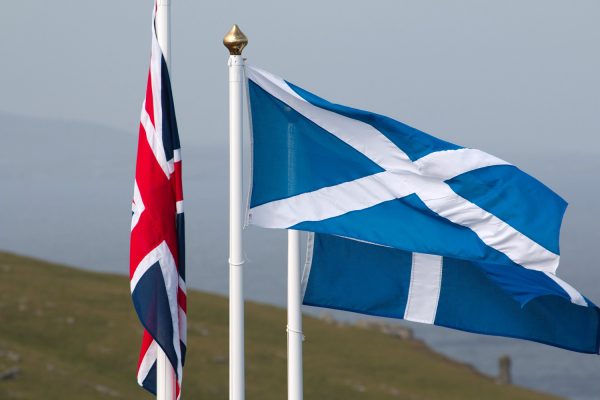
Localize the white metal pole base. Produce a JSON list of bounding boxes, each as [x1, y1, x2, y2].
[[287, 230, 304, 400], [228, 54, 246, 400], [157, 347, 176, 400]]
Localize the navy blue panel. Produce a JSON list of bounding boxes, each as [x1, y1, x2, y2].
[[248, 80, 384, 208], [180, 341, 187, 366], [304, 234, 412, 318], [304, 234, 600, 354], [141, 362, 157, 395], [446, 165, 567, 255], [437, 257, 600, 354], [286, 81, 461, 161], [160, 56, 180, 162], [294, 194, 517, 267], [176, 213, 186, 281], [132, 262, 179, 376]]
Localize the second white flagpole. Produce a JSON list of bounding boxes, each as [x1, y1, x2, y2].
[[155, 1, 176, 399], [223, 25, 248, 400], [288, 230, 304, 400]]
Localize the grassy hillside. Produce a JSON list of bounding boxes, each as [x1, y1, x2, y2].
[[0, 252, 560, 399]]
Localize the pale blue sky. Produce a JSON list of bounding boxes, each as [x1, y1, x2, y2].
[[1, 0, 599, 154], [1, 3, 600, 398]]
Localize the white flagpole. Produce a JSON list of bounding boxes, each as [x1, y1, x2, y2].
[[155, 1, 176, 400], [287, 230, 304, 400], [156, 350, 175, 400], [223, 25, 248, 400]]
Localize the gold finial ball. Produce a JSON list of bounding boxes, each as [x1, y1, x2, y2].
[[223, 24, 248, 55]]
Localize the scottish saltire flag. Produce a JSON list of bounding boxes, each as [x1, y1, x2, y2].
[[246, 66, 566, 274], [130, 2, 186, 398], [302, 234, 600, 353]]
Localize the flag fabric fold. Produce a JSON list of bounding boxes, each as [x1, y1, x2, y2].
[[130, 2, 186, 397], [245, 65, 599, 353], [302, 233, 600, 354], [245, 65, 566, 275]]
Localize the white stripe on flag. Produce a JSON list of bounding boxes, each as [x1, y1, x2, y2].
[[544, 272, 587, 306], [418, 183, 559, 273], [178, 306, 187, 345], [414, 148, 510, 181], [131, 180, 145, 232], [140, 105, 170, 178], [130, 241, 184, 381], [404, 253, 443, 324], [246, 66, 509, 179], [249, 168, 558, 273], [150, 18, 164, 167], [301, 232, 315, 299], [249, 171, 400, 228], [137, 340, 158, 385], [178, 276, 187, 294], [246, 65, 559, 274], [247, 65, 415, 172]]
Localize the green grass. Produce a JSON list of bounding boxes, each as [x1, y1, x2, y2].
[[0, 252, 561, 399]]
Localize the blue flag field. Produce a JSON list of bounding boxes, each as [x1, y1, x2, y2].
[[245, 65, 600, 353]]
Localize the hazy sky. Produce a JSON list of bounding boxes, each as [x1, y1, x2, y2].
[[2, 0, 599, 298], [2, 0, 599, 283], [2, 0, 599, 154], [2, 3, 600, 398]]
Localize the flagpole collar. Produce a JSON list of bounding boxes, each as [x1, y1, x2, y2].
[[223, 24, 248, 55]]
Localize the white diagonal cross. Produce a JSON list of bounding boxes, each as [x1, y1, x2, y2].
[[246, 66, 559, 274]]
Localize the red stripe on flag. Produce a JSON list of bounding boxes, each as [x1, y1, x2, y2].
[[130, 124, 179, 274], [172, 160, 184, 203], [177, 288, 187, 313], [132, 3, 185, 395], [137, 330, 155, 370], [144, 70, 155, 127]]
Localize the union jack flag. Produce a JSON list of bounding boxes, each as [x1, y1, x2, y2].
[[130, 2, 186, 398]]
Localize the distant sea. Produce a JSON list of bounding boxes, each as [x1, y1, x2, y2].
[[2, 113, 599, 400]]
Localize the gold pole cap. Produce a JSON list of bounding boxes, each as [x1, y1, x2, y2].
[[223, 24, 248, 55]]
